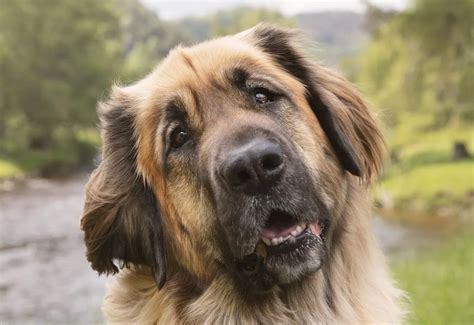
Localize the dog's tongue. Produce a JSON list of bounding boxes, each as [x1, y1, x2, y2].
[[309, 223, 322, 236]]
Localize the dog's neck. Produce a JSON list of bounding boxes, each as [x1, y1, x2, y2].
[[102, 190, 404, 324]]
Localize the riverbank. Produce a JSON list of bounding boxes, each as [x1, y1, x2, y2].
[[0, 174, 104, 323]]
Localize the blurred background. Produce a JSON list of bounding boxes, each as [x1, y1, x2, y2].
[[0, 0, 472, 323]]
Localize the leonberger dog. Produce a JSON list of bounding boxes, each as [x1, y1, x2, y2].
[[81, 25, 405, 323]]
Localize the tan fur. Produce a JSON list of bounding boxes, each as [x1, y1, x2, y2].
[[104, 190, 405, 324], [81, 24, 406, 324]]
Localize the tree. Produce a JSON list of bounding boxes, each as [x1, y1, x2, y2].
[[0, 0, 122, 150], [119, 0, 193, 81], [356, 0, 474, 127]]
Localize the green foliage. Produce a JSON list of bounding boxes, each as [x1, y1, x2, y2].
[[355, 0, 474, 217], [395, 232, 474, 324], [0, 134, 99, 178], [0, 159, 22, 179], [119, 0, 194, 81], [356, 0, 474, 126], [0, 0, 121, 153]]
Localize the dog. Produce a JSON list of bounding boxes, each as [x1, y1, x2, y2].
[[81, 24, 405, 323]]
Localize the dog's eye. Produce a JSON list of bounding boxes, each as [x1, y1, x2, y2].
[[254, 88, 273, 105], [170, 126, 191, 149]]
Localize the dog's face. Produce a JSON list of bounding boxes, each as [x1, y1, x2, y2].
[[81, 25, 383, 293]]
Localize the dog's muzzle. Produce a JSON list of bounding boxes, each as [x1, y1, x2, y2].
[[211, 133, 329, 292]]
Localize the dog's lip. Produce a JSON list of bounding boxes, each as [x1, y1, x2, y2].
[[260, 222, 322, 247], [266, 225, 318, 254]]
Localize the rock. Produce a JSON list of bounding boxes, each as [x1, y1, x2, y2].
[[452, 142, 470, 160]]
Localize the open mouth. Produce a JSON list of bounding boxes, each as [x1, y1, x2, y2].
[[232, 208, 328, 290], [259, 210, 323, 253]]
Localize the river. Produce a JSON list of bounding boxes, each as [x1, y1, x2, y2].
[[0, 174, 437, 324]]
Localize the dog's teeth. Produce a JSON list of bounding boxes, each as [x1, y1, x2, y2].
[[261, 237, 271, 246], [262, 225, 308, 247]]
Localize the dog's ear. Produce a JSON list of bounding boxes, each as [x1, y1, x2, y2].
[[80, 86, 167, 288], [246, 24, 384, 182]]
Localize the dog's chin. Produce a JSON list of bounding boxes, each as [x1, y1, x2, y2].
[[264, 226, 326, 284], [232, 211, 328, 293]]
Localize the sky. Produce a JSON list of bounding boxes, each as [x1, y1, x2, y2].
[[142, 0, 410, 20]]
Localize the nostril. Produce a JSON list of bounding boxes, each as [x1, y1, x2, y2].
[[223, 158, 254, 187], [235, 169, 252, 185], [261, 153, 283, 172]]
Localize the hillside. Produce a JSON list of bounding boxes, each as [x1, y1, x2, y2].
[[294, 11, 368, 65]]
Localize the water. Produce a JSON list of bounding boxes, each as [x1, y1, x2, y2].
[[371, 216, 442, 260], [0, 175, 105, 324], [0, 175, 441, 324]]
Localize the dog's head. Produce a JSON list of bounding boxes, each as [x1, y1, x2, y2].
[[81, 25, 384, 293]]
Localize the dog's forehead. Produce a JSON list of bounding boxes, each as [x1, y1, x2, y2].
[[145, 37, 304, 119], [164, 37, 265, 80]]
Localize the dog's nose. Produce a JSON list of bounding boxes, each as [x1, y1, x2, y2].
[[220, 139, 285, 194]]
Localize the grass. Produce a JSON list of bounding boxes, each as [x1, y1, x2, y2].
[[381, 161, 473, 210], [0, 159, 23, 179], [394, 232, 474, 324], [0, 150, 78, 180], [377, 112, 474, 216]]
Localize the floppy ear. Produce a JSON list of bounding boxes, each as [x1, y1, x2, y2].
[[247, 24, 384, 182], [80, 87, 167, 288]]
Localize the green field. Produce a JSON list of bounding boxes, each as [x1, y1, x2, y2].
[[376, 113, 474, 217], [0, 159, 22, 179], [395, 232, 474, 324]]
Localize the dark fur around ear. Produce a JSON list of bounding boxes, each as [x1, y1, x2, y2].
[[249, 24, 384, 182], [80, 87, 167, 288]]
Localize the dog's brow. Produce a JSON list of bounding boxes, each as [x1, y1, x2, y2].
[[226, 67, 286, 95], [164, 99, 187, 122], [225, 67, 249, 89]]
